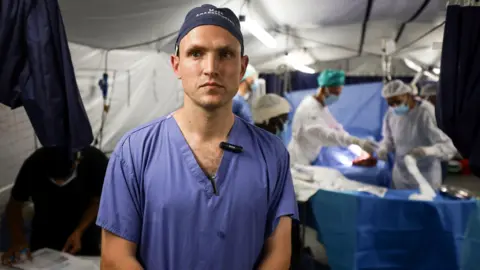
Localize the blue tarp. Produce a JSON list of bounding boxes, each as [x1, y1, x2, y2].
[[0, 0, 93, 151], [282, 82, 392, 187], [310, 189, 478, 270]]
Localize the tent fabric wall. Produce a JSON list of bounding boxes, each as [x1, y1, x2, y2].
[[0, 42, 183, 204]]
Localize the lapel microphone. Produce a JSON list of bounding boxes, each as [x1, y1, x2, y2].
[[219, 142, 243, 153]]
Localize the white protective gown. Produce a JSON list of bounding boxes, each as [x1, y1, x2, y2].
[[379, 100, 457, 189], [288, 96, 355, 166]]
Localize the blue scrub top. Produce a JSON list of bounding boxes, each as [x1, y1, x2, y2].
[[96, 114, 299, 269], [232, 94, 253, 124]]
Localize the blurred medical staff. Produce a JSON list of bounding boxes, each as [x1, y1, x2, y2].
[[252, 94, 290, 136], [252, 94, 303, 270], [377, 80, 457, 189], [232, 64, 259, 123], [287, 69, 378, 166]]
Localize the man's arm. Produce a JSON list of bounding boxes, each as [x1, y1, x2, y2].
[[257, 217, 292, 270], [259, 149, 299, 269], [76, 148, 109, 234], [5, 199, 27, 245], [378, 112, 394, 154], [101, 230, 143, 270], [6, 156, 34, 246], [96, 138, 143, 269], [74, 197, 100, 234]]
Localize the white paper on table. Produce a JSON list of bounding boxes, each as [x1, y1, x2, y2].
[[10, 248, 99, 270]]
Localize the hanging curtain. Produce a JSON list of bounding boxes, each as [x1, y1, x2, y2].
[[0, 0, 93, 151], [438, 5, 480, 176]]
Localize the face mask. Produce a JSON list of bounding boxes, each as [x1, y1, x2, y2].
[[393, 104, 409, 115], [275, 120, 289, 137], [324, 94, 340, 105], [250, 80, 259, 92]]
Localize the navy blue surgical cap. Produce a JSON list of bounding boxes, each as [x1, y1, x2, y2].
[[175, 4, 244, 55]]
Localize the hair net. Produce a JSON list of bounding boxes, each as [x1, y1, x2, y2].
[[241, 64, 258, 81], [382, 80, 413, 98], [252, 94, 291, 124], [421, 83, 438, 97], [317, 69, 345, 87]]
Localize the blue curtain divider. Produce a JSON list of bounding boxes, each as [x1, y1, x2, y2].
[[438, 5, 480, 177]]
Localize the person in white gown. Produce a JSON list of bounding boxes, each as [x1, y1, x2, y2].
[[287, 69, 378, 166], [377, 80, 457, 189]]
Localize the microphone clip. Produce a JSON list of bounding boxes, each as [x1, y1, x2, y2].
[[219, 142, 243, 153]]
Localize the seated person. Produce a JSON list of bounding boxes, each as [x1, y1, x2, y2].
[[252, 94, 302, 269], [2, 146, 108, 265], [252, 93, 290, 135]]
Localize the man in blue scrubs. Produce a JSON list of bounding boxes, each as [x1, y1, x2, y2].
[[96, 4, 298, 270]]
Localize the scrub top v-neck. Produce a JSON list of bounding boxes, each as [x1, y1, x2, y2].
[[169, 114, 238, 198], [96, 114, 299, 270]]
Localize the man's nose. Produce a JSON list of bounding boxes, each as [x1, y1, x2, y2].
[[203, 53, 220, 76]]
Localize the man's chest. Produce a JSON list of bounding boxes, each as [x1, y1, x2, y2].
[[190, 144, 223, 177]]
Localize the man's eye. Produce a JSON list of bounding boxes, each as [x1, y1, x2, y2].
[[220, 51, 233, 58], [190, 51, 202, 57]]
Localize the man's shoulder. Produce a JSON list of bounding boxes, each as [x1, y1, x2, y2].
[[245, 122, 289, 160]]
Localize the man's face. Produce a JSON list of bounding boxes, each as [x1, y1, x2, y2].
[[171, 25, 248, 111], [325, 85, 343, 96]]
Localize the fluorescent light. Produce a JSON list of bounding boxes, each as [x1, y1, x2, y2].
[[433, 67, 440, 75], [285, 53, 315, 74], [291, 64, 316, 74], [241, 18, 277, 48], [403, 58, 422, 72]]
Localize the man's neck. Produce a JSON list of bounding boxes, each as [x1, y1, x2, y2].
[[314, 92, 325, 106], [174, 100, 235, 141]]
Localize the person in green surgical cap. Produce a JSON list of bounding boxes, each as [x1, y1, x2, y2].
[[287, 69, 378, 166]]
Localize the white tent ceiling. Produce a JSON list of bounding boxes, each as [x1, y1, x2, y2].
[[60, 0, 448, 75]]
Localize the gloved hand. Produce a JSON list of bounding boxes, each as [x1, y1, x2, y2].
[[351, 138, 378, 155], [409, 147, 427, 159], [377, 149, 388, 161]]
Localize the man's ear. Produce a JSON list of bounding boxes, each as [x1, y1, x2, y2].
[[170, 55, 181, 79], [240, 55, 249, 80]]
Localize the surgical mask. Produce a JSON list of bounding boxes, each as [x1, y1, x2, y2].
[[275, 120, 289, 137], [324, 94, 340, 105], [393, 104, 409, 115], [250, 80, 259, 92]]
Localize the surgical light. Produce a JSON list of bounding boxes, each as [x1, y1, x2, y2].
[[432, 67, 441, 75], [239, 15, 277, 49], [403, 58, 422, 72], [423, 70, 439, 81]]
